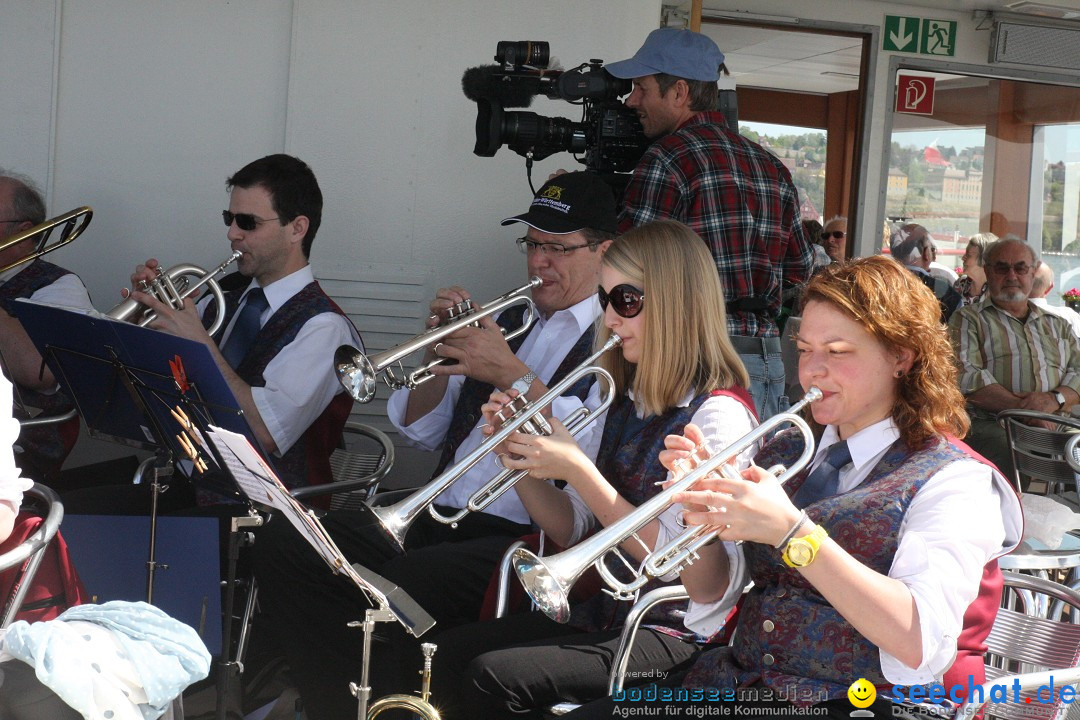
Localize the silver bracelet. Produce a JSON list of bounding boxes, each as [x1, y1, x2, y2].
[[775, 510, 809, 549]]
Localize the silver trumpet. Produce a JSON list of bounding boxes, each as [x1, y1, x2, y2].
[[368, 333, 622, 551], [513, 386, 824, 623], [107, 250, 243, 337], [335, 276, 543, 403]]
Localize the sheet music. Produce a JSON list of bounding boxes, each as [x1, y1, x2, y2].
[[204, 424, 387, 607]]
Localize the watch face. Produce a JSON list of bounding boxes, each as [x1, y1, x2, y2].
[[788, 542, 813, 566]]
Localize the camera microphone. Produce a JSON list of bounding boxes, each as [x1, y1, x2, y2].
[[461, 64, 552, 108]]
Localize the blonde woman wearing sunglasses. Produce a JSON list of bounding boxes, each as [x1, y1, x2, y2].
[[424, 220, 759, 719]]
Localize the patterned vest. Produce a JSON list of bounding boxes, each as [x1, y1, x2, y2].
[[0, 260, 80, 481], [202, 273, 355, 490], [568, 386, 756, 637], [683, 430, 967, 704], [430, 304, 597, 479]]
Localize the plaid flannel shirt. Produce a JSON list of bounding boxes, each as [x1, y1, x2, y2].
[[618, 111, 814, 338]]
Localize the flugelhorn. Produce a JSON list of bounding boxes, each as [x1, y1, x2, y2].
[[335, 276, 543, 403], [367, 333, 621, 551], [513, 386, 824, 623], [107, 250, 242, 337], [0, 206, 93, 274]]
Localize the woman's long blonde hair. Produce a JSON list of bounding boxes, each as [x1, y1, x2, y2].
[[597, 220, 748, 417]]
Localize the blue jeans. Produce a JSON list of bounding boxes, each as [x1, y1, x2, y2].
[[739, 349, 787, 421]]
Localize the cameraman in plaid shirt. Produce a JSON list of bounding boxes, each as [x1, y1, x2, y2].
[[606, 28, 814, 421]]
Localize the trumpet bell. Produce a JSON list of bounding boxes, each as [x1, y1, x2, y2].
[[511, 547, 572, 623], [335, 344, 378, 404]]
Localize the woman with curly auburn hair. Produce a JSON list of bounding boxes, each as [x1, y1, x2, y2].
[[799, 255, 970, 448], [565, 255, 1023, 719]]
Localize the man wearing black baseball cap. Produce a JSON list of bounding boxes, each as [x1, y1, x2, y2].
[[607, 27, 815, 421], [251, 171, 616, 720]]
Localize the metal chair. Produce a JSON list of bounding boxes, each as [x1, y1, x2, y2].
[[952, 571, 1080, 719], [289, 420, 395, 509], [1065, 433, 1080, 476], [997, 409, 1080, 496], [545, 585, 691, 716], [0, 482, 63, 629]]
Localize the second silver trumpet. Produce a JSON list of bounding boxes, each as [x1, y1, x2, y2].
[[366, 333, 622, 551], [513, 386, 824, 623]]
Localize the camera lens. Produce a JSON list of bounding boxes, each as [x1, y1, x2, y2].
[[495, 41, 550, 68], [473, 100, 586, 160]]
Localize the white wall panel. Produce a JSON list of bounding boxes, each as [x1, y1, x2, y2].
[[46, 0, 295, 305]]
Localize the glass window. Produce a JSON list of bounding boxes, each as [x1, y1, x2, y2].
[[886, 71, 1080, 304], [740, 121, 827, 221]]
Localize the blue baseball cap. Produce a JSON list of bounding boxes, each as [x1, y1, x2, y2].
[[605, 28, 725, 82]]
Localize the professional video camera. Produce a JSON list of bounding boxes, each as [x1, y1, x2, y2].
[[462, 41, 650, 176]]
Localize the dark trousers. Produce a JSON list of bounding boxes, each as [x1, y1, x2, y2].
[[428, 610, 698, 719], [250, 504, 529, 720]]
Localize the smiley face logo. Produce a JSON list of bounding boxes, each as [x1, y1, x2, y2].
[[847, 678, 876, 708]]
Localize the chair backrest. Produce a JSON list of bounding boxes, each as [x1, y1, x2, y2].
[[961, 572, 1080, 719], [289, 421, 395, 509], [997, 409, 1080, 495], [0, 483, 64, 628], [1066, 434, 1080, 476]]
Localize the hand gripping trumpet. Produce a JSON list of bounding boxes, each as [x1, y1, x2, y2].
[[512, 386, 823, 623], [335, 276, 543, 403], [366, 333, 622, 551], [107, 251, 243, 337]]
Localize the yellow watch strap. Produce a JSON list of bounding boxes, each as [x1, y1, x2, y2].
[[782, 524, 828, 568]]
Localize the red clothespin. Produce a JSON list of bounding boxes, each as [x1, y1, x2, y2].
[[170, 354, 190, 394]]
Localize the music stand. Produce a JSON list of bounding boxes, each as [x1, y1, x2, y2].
[[15, 300, 278, 720], [204, 425, 435, 719], [13, 299, 268, 592]]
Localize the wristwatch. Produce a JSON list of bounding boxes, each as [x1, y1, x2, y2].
[[1053, 390, 1067, 412], [510, 370, 537, 397], [782, 524, 828, 568]]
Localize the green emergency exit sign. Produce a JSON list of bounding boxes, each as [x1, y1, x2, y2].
[[883, 15, 956, 56]]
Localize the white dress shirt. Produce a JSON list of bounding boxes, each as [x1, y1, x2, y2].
[[0, 377, 31, 517], [682, 418, 1023, 685], [0, 265, 94, 312], [650, 392, 759, 554], [198, 265, 361, 456], [386, 295, 605, 527]]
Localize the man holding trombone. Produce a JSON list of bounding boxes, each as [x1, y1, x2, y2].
[[251, 171, 618, 720], [0, 170, 93, 484]]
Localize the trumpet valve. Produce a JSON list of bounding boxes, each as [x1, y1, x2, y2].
[[446, 298, 475, 321], [494, 394, 530, 424]]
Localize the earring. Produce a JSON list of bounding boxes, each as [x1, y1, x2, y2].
[[895, 370, 904, 378]]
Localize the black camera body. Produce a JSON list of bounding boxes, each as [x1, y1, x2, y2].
[[463, 41, 650, 175]]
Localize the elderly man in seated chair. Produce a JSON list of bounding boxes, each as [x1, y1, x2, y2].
[[949, 236, 1080, 482]]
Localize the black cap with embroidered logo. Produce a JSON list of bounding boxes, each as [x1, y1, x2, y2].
[[501, 172, 618, 235]]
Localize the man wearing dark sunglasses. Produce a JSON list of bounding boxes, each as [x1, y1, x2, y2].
[[128, 154, 361, 494], [605, 28, 814, 421], [819, 215, 848, 263], [0, 171, 94, 485], [949, 236, 1080, 481], [890, 222, 963, 323], [250, 171, 618, 720]]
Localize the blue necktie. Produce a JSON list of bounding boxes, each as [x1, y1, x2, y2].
[[793, 440, 851, 509], [221, 288, 268, 367]]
